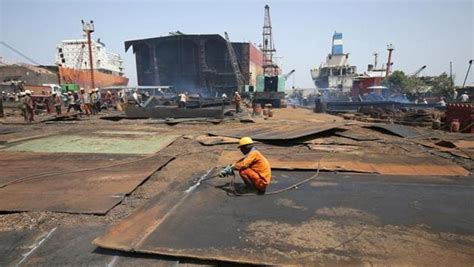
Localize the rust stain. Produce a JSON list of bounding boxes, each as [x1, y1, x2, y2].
[[0, 152, 173, 214], [210, 122, 343, 141], [218, 150, 469, 176]]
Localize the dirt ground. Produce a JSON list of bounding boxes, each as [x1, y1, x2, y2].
[[0, 106, 473, 265]]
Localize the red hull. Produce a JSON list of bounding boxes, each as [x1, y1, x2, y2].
[[59, 67, 129, 89]]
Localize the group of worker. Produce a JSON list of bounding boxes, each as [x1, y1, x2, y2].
[[14, 88, 113, 123], [66, 88, 113, 116], [175, 91, 242, 112]]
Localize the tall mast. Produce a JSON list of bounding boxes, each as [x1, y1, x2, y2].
[[82, 20, 95, 89], [262, 5, 278, 76], [385, 44, 394, 78]]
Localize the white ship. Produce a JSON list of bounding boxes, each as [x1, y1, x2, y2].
[[310, 32, 357, 92], [54, 21, 128, 88], [55, 38, 124, 75]]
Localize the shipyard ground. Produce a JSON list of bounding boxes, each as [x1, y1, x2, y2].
[[0, 107, 473, 266]]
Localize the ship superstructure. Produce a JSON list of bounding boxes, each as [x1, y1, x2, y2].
[[56, 38, 124, 75], [310, 32, 357, 92]]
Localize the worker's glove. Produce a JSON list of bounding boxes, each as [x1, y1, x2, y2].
[[219, 165, 234, 178]]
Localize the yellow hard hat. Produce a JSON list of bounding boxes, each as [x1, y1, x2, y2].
[[238, 137, 254, 147]]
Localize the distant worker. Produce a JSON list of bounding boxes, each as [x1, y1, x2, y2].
[[105, 90, 113, 108], [79, 88, 91, 116], [422, 98, 428, 104], [461, 92, 469, 102], [95, 88, 101, 112], [453, 90, 458, 101], [178, 92, 187, 108], [66, 92, 76, 113], [18, 92, 27, 121], [90, 90, 97, 115], [234, 91, 241, 113], [24, 90, 34, 122], [219, 137, 272, 195], [222, 92, 228, 100], [52, 92, 62, 115], [437, 97, 447, 107]]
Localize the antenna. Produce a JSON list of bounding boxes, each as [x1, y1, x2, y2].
[[373, 52, 378, 68]]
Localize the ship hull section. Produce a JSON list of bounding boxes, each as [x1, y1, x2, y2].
[[58, 67, 129, 89]]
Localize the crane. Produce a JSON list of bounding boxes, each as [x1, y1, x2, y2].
[[462, 59, 473, 88], [284, 69, 295, 79], [411, 65, 427, 77], [224, 32, 245, 91], [73, 44, 87, 83], [262, 5, 279, 76], [385, 44, 394, 77]]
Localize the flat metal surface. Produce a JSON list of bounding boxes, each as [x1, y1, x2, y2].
[[3, 134, 179, 154], [94, 171, 474, 265], [0, 127, 18, 135], [218, 150, 470, 176], [0, 229, 46, 266], [195, 135, 239, 146], [125, 106, 224, 119], [0, 152, 173, 214], [335, 130, 380, 141], [0, 226, 213, 266], [366, 123, 424, 138], [210, 122, 343, 141]]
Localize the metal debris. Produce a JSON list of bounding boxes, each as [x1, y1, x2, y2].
[[365, 123, 425, 138], [125, 105, 224, 119], [218, 150, 470, 176], [210, 122, 344, 141], [195, 135, 240, 146]]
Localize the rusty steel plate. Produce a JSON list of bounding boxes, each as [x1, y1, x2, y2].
[[209, 123, 343, 141], [365, 123, 425, 138], [0, 152, 173, 214], [218, 150, 470, 176], [195, 135, 239, 146], [93, 170, 474, 265]]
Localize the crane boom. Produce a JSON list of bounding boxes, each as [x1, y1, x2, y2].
[[224, 32, 245, 91], [0, 41, 41, 65], [284, 69, 295, 79], [411, 65, 427, 77], [462, 59, 473, 88]]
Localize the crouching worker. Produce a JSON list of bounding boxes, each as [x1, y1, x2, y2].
[[219, 137, 272, 195]]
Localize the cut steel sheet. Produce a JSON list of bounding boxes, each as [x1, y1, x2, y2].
[[93, 171, 474, 265], [335, 130, 380, 141], [365, 123, 425, 138], [218, 150, 469, 176], [125, 105, 224, 119], [195, 135, 240, 146], [0, 152, 173, 214], [3, 134, 179, 154], [209, 122, 343, 141]]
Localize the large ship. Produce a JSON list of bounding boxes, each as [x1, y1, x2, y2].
[[55, 21, 128, 89], [310, 32, 357, 92]]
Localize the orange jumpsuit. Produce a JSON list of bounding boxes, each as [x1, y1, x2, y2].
[[233, 148, 271, 192], [234, 93, 241, 112]]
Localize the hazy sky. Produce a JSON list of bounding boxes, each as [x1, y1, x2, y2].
[[1, 0, 473, 87]]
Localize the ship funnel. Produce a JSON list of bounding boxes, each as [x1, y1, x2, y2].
[[331, 32, 343, 55]]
